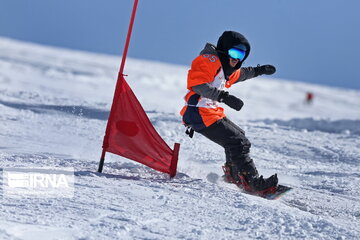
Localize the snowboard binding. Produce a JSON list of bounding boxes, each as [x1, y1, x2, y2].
[[222, 164, 283, 198]]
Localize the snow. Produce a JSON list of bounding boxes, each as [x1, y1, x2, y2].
[[1, 37, 360, 239]]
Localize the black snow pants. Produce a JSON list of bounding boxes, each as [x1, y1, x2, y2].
[[197, 117, 258, 176]]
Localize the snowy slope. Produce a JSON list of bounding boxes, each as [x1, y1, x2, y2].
[[0, 37, 360, 240]]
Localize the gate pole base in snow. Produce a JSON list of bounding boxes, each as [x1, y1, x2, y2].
[[169, 143, 180, 178], [98, 149, 106, 173]]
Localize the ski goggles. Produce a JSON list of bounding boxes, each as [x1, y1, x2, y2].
[[228, 48, 246, 61]]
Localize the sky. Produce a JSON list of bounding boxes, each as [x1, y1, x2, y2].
[[1, 0, 360, 90]]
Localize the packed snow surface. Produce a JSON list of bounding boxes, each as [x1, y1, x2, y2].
[[1, 37, 360, 239]]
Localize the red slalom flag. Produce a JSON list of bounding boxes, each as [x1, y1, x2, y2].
[[98, 0, 180, 177], [101, 74, 180, 176]]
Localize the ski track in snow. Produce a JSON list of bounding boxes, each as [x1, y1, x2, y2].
[[0, 37, 360, 239]]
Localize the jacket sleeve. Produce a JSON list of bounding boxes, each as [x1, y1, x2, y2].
[[235, 67, 257, 83], [192, 83, 222, 101]]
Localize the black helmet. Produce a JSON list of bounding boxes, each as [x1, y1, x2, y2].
[[217, 31, 251, 59], [216, 31, 251, 77]]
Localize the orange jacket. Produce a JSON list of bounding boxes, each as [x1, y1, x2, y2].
[[180, 53, 241, 130]]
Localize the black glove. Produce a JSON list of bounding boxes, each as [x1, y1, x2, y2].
[[254, 64, 276, 77], [218, 91, 244, 111]]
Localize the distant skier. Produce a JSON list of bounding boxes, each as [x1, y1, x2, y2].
[[180, 31, 278, 192], [305, 92, 314, 104]]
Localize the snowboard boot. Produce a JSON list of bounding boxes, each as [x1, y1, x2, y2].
[[239, 172, 278, 193], [222, 162, 242, 183], [223, 161, 278, 194]]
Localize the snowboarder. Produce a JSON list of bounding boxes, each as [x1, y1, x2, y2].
[[180, 31, 278, 192]]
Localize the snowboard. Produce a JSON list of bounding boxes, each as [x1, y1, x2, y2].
[[222, 165, 292, 200], [253, 184, 292, 200]]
